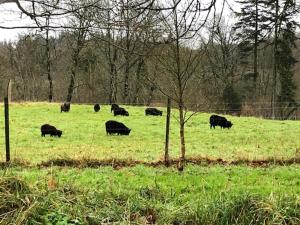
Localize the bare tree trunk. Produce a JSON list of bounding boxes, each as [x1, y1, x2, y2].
[[147, 86, 156, 106], [132, 58, 144, 104], [108, 57, 114, 103], [178, 102, 186, 171], [66, 70, 75, 102], [271, 0, 279, 119], [254, 0, 258, 94], [123, 21, 130, 103], [174, 6, 186, 171], [45, 16, 53, 102], [122, 0, 131, 104], [123, 63, 130, 103], [109, 68, 115, 103], [66, 48, 80, 103], [65, 7, 88, 103], [105, 4, 118, 104], [109, 50, 118, 104]]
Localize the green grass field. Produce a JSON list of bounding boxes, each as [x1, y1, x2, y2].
[[0, 102, 300, 164], [1, 103, 300, 224], [1, 165, 300, 224]]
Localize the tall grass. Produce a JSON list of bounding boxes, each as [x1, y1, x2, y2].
[[1, 165, 300, 224]]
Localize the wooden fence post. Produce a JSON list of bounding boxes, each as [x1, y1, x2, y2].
[[4, 97, 10, 162], [164, 98, 171, 166]]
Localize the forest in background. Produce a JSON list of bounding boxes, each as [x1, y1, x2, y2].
[[0, 0, 299, 120]]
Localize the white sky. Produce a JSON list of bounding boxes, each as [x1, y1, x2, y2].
[[0, 3, 34, 41]]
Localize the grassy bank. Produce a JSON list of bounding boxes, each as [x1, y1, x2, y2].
[[0, 102, 300, 164], [0, 165, 299, 224]]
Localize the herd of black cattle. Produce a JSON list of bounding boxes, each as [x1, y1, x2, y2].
[[40, 103, 233, 138]]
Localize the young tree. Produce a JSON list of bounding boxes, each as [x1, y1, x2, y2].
[[91, 0, 161, 104], [7, 36, 46, 101], [202, 17, 242, 112], [65, 3, 93, 102], [118, 0, 160, 104], [45, 16, 54, 102], [150, 0, 218, 171]]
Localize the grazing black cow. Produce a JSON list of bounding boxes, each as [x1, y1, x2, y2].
[[114, 107, 129, 116], [111, 103, 119, 113], [145, 107, 162, 116], [41, 124, 63, 137], [210, 115, 233, 129], [61, 102, 70, 112], [105, 120, 131, 135], [94, 104, 100, 112]]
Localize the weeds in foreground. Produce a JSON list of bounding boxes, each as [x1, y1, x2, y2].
[[0, 176, 299, 225]]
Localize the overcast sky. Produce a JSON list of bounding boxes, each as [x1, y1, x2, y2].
[[0, 3, 36, 41]]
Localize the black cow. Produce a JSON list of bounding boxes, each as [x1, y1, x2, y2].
[[105, 120, 131, 135], [61, 102, 70, 112], [114, 107, 129, 116], [94, 104, 100, 112], [210, 115, 233, 129], [41, 124, 63, 137], [145, 108, 162, 116], [111, 103, 119, 113], [222, 120, 233, 129]]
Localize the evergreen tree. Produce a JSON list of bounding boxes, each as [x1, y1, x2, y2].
[[264, 0, 299, 118], [222, 85, 242, 114], [277, 21, 298, 118], [234, 0, 270, 93]]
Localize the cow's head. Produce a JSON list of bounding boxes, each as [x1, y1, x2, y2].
[[57, 130, 63, 137], [226, 121, 233, 128], [124, 128, 131, 135]]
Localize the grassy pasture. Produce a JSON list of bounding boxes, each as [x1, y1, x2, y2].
[[0, 102, 300, 164]]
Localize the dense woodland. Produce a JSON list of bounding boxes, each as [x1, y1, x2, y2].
[[0, 0, 299, 119]]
